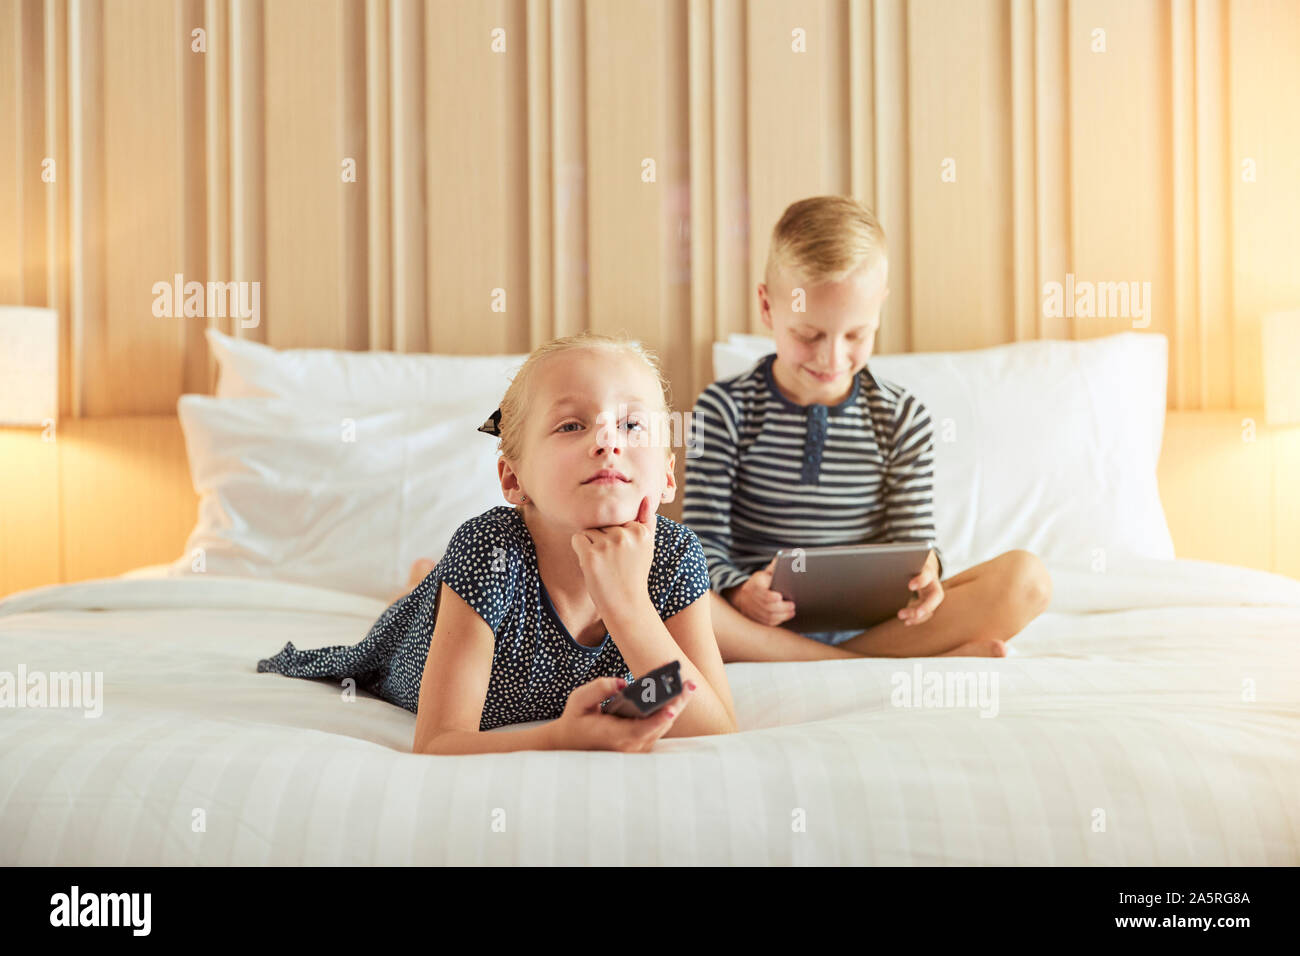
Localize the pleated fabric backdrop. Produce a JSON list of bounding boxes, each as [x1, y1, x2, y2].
[[1, 0, 1297, 419]]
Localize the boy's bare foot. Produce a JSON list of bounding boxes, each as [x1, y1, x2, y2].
[[938, 638, 1007, 658], [407, 558, 436, 590]]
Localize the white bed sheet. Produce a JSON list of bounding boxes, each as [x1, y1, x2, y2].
[[2, 558, 1298, 865]]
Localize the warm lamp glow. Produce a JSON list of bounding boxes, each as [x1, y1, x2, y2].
[[1262, 311, 1300, 426]]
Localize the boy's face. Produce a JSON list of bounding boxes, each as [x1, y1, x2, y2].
[[500, 348, 676, 531], [758, 258, 888, 405]]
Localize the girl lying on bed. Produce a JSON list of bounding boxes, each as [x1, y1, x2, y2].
[[257, 332, 738, 753]]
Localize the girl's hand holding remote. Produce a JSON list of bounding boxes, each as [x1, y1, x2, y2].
[[550, 676, 696, 752], [570, 495, 657, 624], [725, 558, 797, 626]]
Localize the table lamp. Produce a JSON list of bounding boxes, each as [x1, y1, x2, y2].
[[0, 306, 59, 426]]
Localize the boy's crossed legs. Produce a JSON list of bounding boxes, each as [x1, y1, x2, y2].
[[387, 558, 438, 605], [396, 552, 1052, 662], [709, 549, 1052, 662]]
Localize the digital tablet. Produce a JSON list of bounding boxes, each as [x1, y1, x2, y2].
[[769, 543, 934, 633]]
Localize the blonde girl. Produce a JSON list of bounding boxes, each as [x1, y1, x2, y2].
[[258, 332, 738, 752]]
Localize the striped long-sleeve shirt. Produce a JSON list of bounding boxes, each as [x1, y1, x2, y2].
[[683, 353, 945, 593]]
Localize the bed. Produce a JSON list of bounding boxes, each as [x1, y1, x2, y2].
[[3, 329, 1296, 865], [2, 556, 1298, 865]]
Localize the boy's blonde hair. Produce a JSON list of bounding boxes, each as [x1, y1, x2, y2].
[[497, 331, 672, 462], [764, 195, 888, 288]]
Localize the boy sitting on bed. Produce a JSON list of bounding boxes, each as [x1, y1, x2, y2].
[[682, 195, 1052, 662]]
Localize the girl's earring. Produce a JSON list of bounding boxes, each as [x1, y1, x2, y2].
[[519, 494, 527, 503]]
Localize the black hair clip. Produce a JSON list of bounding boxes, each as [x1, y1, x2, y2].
[[478, 407, 502, 437]]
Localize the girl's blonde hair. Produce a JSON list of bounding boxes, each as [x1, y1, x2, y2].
[[497, 331, 671, 462], [764, 195, 888, 287]]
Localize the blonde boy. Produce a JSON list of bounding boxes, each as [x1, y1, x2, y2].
[[683, 196, 1052, 661]]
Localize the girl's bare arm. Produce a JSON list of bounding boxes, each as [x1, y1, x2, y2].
[[412, 583, 699, 754], [662, 596, 738, 732], [605, 597, 738, 738], [413, 583, 556, 754]]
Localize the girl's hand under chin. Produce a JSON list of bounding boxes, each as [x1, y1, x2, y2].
[[570, 495, 657, 623]]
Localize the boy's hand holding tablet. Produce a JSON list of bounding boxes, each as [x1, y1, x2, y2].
[[723, 557, 797, 627], [900, 551, 944, 626], [729, 542, 945, 634]]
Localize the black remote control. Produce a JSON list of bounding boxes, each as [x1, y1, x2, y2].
[[600, 660, 683, 718]]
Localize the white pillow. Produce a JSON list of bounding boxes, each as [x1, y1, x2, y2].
[[713, 333, 778, 381], [173, 395, 508, 600], [709, 332, 1174, 573], [207, 328, 527, 410]]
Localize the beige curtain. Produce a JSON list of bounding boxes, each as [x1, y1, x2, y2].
[[1, 0, 1296, 418]]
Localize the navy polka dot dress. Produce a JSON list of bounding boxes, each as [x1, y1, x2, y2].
[[256, 506, 713, 731]]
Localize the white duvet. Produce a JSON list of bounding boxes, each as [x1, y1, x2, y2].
[[2, 557, 1298, 865]]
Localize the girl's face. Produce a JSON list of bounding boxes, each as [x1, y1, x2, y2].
[[499, 348, 676, 531], [758, 258, 888, 406]]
